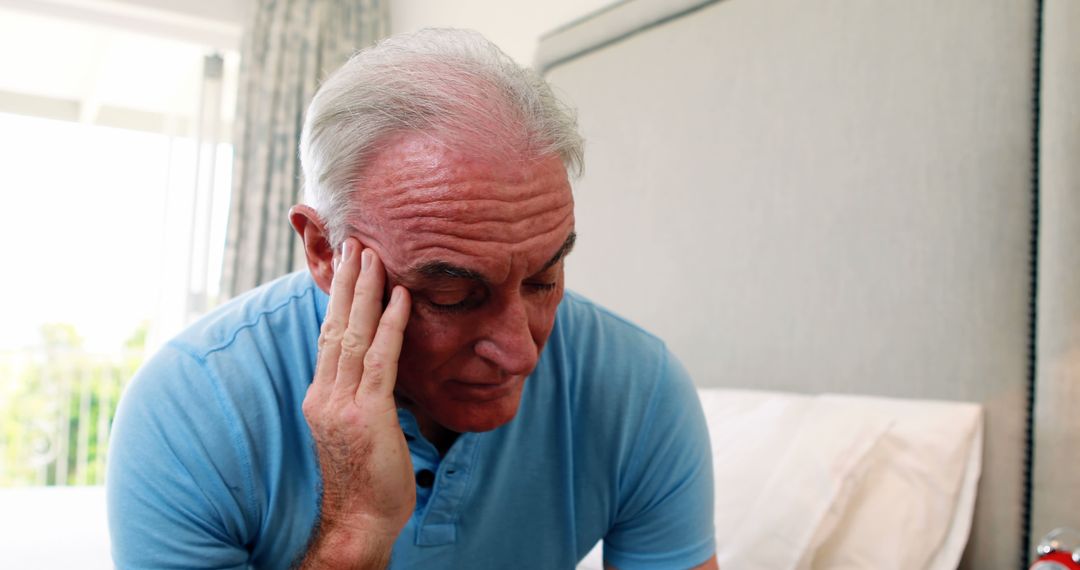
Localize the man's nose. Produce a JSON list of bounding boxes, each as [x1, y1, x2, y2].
[[473, 296, 538, 377]]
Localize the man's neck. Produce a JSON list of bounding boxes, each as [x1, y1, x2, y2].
[[418, 416, 460, 457], [396, 396, 460, 456]]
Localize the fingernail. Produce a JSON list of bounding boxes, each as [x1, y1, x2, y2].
[[361, 249, 372, 271], [389, 286, 401, 306], [341, 240, 353, 263], [332, 257, 340, 274]]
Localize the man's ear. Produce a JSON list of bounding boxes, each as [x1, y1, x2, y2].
[[289, 205, 336, 294]]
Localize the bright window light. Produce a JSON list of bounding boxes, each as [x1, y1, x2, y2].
[[0, 7, 238, 487]]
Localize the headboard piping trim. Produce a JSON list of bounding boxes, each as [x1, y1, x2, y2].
[[1021, 0, 1045, 566]]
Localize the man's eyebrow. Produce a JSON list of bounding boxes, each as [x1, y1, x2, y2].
[[411, 261, 488, 284], [405, 231, 577, 284], [539, 231, 577, 272]]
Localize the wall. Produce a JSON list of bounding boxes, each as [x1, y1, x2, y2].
[[390, 0, 617, 66]]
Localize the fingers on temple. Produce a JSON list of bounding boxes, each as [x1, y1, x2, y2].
[[314, 238, 360, 390], [334, 249, 386, 399], [357, 286, 410, 401]]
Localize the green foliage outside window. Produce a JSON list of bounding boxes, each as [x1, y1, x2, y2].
[[0, 323, 146, 487]]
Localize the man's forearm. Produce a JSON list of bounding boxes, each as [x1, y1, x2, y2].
[[297, 522, 397, 570]]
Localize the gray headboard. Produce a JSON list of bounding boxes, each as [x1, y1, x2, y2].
[[538, 1, 1080, 568]]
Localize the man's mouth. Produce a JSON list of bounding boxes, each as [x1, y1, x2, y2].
[[444, 376, 522, 401]]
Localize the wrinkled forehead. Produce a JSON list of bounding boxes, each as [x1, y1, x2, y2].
[[348, 131, 575, 276], [359, 130, 572, 212]]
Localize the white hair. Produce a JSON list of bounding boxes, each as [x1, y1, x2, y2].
[[299, 28, 584, 247]]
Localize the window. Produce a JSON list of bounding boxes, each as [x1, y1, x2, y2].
[[0, 6, 239, 487]]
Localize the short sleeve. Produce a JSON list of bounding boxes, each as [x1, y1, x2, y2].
[[603, 351, 716, 570], [106, 344, 254, 570]]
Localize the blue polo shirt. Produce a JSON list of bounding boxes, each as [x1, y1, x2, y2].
[[107, 271, 715, 569]]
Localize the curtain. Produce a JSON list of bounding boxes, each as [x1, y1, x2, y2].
[[221, 0, 388, 298]]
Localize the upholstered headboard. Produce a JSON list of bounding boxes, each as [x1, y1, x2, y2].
[[538, 1, 1080, 568]]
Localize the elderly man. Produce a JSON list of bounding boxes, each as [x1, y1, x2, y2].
[[108, 29, 716, 570]]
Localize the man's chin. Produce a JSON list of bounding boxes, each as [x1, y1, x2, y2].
[[433, 382, 526, 433]]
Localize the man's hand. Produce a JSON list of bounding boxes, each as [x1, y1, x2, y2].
[[299, 239, 414, 569]]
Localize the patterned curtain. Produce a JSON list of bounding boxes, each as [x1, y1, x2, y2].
[[221, 0, 388, 298]]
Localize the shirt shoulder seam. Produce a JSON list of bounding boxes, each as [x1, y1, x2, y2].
[[170, 283, 319, 360]]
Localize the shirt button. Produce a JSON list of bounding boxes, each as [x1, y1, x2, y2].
[[416, 469, 436, 488]]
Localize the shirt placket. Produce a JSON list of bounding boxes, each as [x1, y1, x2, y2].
[[397, 408, 481, 547]]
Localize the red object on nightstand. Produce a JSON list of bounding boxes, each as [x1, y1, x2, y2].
[[1031, 528, 1080, 570]]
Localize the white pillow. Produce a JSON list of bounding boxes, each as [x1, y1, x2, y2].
[[579, 390, 893, 570], [808, 394, 983, 570], [710, 392, 892, 570], [578, 390, 983, 570]]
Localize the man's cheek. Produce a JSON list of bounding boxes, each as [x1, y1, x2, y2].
[[402, 314, 465, 357], [534, 291, 563, 329], [405, 308, 447, 340], [527, 308, 560, 351]]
